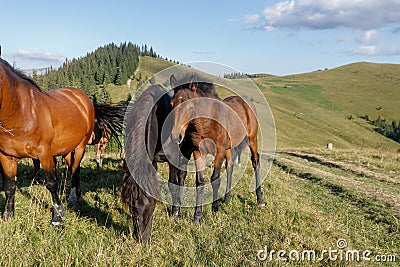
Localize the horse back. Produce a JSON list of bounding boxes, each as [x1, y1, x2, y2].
[[223, 96, 258, 132]]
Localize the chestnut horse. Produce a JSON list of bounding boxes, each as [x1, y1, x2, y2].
[[90, 126, 111, 169], [170, 74, 265, 222], [0, 58, 123, 226]]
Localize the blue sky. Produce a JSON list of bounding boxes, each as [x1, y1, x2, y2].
[[1, 0, 400, 75]]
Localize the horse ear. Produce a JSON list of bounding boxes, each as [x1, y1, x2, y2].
[[189, 75, 197, 93], [170, 75, 177, 89]]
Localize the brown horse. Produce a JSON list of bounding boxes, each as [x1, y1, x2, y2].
[[31, 126, 111, 179], [89, 125, 111, 169], [0, 58, 123, 225], [170, 74, 264, 222]]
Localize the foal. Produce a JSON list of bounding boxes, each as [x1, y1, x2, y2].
[[170, 75, 265, 222]]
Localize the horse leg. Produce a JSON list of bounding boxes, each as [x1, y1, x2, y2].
[[33, 159, 41, 182], [211, 148, 225, 214], [168, 150, 190, 217], [95, 144, 101, 170], [193, 150, 205, 223], [0, 153, 18, 220], [224, 149, 234, 204], [40, 154, 65, 226], [99, 143, 106, 168], [0, 162, 4, 191], [168, 163, 180, 217], [66, 145, 86, 205], [249, 137, 265, 206]]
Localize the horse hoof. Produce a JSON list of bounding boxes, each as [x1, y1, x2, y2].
[[51, 206, 65, 227], [50, 214, 63, 227], [2, 210, 14, 221], [212, 203, 219, 214], [171, 207, 180, 218], [193, 217, 201, 224]]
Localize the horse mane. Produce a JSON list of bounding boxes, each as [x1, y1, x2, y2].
[[172, 73, 219, 99], [123, 85, 169, 199], [0, 58, 43, 92]]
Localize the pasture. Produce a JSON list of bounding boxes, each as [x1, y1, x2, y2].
[[0, 147, 398, 266], [0, 58, 399, 266]]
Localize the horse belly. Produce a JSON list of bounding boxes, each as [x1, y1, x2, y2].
[[46, 88, 95, 156]]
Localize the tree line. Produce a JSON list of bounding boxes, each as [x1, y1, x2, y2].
[[363, 115, 400, 143], [32, 42, 160, 103]]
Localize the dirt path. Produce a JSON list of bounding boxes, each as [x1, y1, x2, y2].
[[274, 151, 400, 215]]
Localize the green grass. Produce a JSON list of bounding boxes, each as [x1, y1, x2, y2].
[[0, 148, 398, 266], [269, 84, 341, 112]]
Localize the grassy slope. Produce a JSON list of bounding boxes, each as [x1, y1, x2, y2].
[[254, 62, 400, 150], [106, 56, 175, 103], [1, 150, 398, 266]]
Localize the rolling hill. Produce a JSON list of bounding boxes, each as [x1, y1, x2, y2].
[[109, 58, 400, 150]]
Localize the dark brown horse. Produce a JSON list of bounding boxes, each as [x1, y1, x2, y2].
[[0, 58, 123, 225], [122, 84, 193, 243], [170, 74, 265, 222]]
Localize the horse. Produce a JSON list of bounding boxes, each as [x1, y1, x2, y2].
[[32, 115, 122, 175], [170, 74, 265, 222], [0, 58, 124, 226], [93, 127, 111, 169], [122, 84, 193, 243]]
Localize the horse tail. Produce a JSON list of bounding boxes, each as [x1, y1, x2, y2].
[[93, 103, 126, 151], [122, 85, 166, 202]]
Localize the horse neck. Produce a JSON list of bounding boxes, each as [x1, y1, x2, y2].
[[188, 97, 212, 132], [0, 67, 31, 118]]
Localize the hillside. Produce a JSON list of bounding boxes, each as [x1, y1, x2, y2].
[[247, 62, 400, 150], [291, 62, 400, 121], [111, 57, 400, 150], [106, 56, 176, 102]]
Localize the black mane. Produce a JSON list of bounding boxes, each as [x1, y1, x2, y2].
[[0, 58, 43, 92], [172, 73, 219, 99]]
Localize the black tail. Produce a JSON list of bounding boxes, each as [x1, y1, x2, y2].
[[93, 103, 126, 151]]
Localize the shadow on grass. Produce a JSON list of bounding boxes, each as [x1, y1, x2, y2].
[[0, 159, 130, 234], [274, 159, 400, 232]]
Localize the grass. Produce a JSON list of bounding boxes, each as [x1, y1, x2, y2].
[[0, 148, 398, 266]]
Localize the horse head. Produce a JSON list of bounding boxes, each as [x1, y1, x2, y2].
[[170, 88, 196, 144]]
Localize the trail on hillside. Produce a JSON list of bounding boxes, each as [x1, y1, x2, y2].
[[273, 151, 400, 217]]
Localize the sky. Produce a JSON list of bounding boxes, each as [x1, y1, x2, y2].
[[1, 0, 400, 75]]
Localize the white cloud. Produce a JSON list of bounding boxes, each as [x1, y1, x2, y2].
[[261, 0, 400, 31], [244, 14, 260, 23], [352, 46, 380, 56], [15, 49, 64, 62], [356, 30, 382, 43], [350, 45, 400, 56]]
